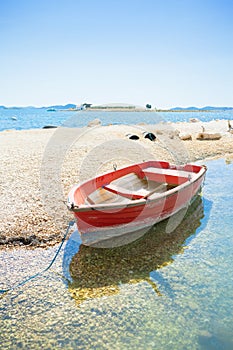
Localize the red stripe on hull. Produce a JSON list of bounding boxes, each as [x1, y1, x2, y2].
[[75, 177, 203, 233]]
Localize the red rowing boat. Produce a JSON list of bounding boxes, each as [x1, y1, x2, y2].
[[67, 160, 206, 246]]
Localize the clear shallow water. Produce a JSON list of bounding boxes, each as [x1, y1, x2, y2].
[[1, 107, 233, 131], [0, 158, 233, 349]]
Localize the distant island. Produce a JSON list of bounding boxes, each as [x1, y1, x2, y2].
[[0, 103, 232, 112], [44, 103, 77, 110], [0, 103, 77, 110], [167, 106, 233, 112]]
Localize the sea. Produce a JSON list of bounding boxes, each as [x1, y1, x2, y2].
[[1, 107, 233, 132]]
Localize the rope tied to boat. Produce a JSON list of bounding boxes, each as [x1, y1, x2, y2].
[[0, 220, 75, 297]]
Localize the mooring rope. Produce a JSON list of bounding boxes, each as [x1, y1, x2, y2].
[[0, 220, 75, 296]]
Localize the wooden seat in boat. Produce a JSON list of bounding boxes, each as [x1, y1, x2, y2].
[[142, 167, 193, 185], [103, 183, 148, 199], [85, 187, 129, 205], [103, 172, 167, 200]]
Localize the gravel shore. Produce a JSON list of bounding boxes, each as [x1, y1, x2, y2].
[[1, 119, 233, 248]]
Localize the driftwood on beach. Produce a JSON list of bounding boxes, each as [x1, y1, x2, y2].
[[196, 132, 222, 140]]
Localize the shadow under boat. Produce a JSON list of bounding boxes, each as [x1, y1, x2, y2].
[[65, 195, 211, 305]]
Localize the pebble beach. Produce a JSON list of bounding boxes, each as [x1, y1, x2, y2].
[[1, 119, 233, 248]]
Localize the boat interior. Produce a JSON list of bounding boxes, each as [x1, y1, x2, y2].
[[85, 169, 183, 206], [69, 161, 204, 209]]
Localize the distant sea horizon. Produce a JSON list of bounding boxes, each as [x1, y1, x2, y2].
[[0, 103, 233, 112], [1, 106, 233, 132]]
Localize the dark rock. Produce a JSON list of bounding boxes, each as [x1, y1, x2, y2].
[[126, 134, 139, 140], [143, 132, 156, 141], [42, 125, 57, 129]]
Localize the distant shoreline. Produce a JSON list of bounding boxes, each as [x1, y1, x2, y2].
[[82, 108, 232, 113], [1, 105, 232, 113]]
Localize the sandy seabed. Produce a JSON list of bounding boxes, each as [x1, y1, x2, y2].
[[0, 119, 233, 248]]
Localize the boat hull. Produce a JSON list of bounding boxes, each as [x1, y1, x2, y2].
[[74, 194, 202, 248], [74, 177, 204, 246], [67, 160, 206, 246]]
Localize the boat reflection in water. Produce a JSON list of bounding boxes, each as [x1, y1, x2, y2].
[[67, 195, 205, 305]]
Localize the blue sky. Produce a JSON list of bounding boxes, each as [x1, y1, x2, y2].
[[1, 0, 232, 108]]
